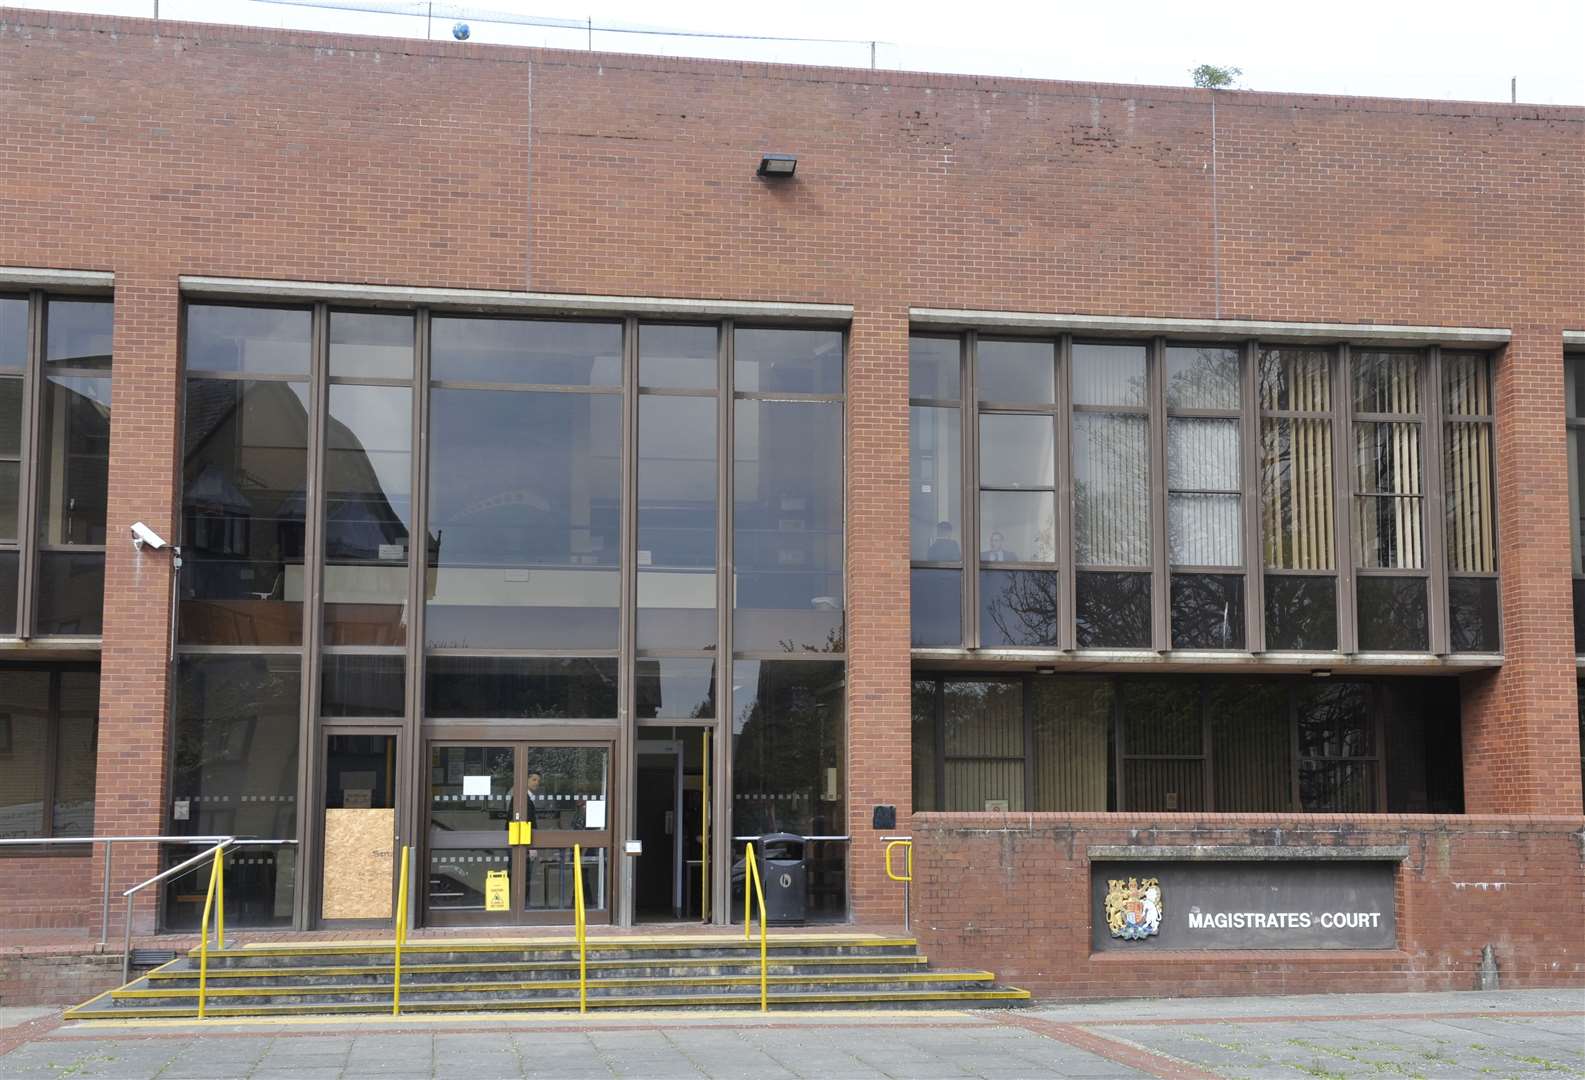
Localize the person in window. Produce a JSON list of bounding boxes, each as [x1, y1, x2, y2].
[[926, 521, 961, 561], [525, 770, 545, 824], [981, 531, 1016, 562]]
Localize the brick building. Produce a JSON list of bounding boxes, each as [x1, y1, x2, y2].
[[0, 5, 1581, 999]]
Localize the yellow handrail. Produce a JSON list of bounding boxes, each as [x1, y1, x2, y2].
[[742, 842, 768, 1012], [573, 842, 587, 1013], [392, 845, 410, 1016], [884, 839, 913, 882], [196, 846, 224, 1020]]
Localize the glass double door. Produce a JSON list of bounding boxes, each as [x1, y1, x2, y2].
[[425, 742, 612, 926]]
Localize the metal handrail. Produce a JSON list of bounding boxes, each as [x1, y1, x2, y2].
[[392, 845, 410, 1016], [196, 846, 225, 1019], [120, 837, 237, 982], [742, 841, 768, 1012], [883, 836, 913, 932], [573, 841, 587, 1013], [0, 834, 231, 949]]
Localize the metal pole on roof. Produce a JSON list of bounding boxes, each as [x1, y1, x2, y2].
[[427, 3, 433, 41], [1510, 78, 1516, 103], [870, 41, 876, 69], [588, 16, 593, 50]]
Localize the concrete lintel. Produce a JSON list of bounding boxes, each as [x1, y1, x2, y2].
[[910, 308, 1511, 346], [1087, 845, 1412, 862], [179, 276, 853, 322], [0, 267, 114, 290], [909, 648, 1501, 673], [1564, 330, 1585, 348]]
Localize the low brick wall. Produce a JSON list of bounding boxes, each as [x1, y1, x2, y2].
[[910, 813, 1585, 1000], [0, 853, 95, 931], [0, 947, 121, 1008]]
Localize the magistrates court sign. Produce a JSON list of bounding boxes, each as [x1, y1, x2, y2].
[[1091, 858, 1397, 951]]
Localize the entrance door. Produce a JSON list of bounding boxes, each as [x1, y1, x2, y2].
[[319, 732, 399, 924], [424, 742, 613, 926], [634, 728, 712, 922]]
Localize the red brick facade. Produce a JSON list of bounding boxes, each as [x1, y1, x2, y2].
[[0, 5, 1581, 994]]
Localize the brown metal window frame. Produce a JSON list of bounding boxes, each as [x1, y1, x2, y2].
[[0, 290, 113, 642], [908, 331, 1501, 659], [1566, 354, 1585, 656], [0, 661, 101, 844]]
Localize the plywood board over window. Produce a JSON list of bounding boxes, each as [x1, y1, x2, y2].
[[321, 808, 395, 920]]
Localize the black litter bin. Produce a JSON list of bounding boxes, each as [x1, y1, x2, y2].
[[756, 833, 807, 926]]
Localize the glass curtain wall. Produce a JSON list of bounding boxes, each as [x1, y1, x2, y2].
[[908, 335, 1497, 655], [0, 295, 113, 637], [177, 305, 847, 927]]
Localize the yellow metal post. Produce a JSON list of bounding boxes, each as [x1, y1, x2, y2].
[[574, 842, 587, 1013], [197, 853, 220, 1020], [392, 845, 409, 1016], [744, 843, 767, 1012], [214, 847, 225, 950]]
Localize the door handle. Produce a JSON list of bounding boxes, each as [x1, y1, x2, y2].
[[509, 820, 533, 846]]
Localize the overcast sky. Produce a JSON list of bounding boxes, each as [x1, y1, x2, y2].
[[22, 0, 1585, 105]]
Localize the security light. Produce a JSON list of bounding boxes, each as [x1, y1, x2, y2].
[[757, 153, 797, 178]]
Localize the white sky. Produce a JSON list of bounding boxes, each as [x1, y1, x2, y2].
[[20, 0, 1585, 105]]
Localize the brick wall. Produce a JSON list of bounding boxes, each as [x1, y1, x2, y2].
[[0, 948, 121, 1007], [0, 6, 1581, 938], [0, 854, 93, 931], [911, 813, 1585, 998]]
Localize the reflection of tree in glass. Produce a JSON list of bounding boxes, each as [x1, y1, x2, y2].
[[1297, 682, 1374, 811], [983, 569, 1057, 646]]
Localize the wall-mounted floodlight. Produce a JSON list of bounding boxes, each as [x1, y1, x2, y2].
[[130, 521, 170, 552], [757, 153, 798, 179]]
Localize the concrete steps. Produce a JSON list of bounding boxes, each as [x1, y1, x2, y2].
[[66, 935, 1030, 1018]]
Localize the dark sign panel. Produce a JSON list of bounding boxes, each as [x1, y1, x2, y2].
[[1091, 860, 1396, 951]]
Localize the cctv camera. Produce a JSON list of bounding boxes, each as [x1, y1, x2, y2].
[[130, 521, 169, 551]]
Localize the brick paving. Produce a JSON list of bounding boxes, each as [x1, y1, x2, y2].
[[0, 989, 1578, 1078]]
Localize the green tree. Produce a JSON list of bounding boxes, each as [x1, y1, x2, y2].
[[1191, 64, 1242, 89]]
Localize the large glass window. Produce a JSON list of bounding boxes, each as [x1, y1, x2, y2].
[[731, 659, 845, 919], [1442, 353, 1499, 652], [909, 336, 962, 647], [733, 328, 844, 653], [0, 295, 113, 637], [1352, 350, 1428, 650], [1567, 356, 1585, 653], [0, 665, 99, 839], [912, 671, 1461, 813]]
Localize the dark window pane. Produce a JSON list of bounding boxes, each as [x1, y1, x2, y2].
[[326, 734, 396, 810], [1029, 677, 1113, 812], [0, 551, 17, 635], [1568, 355, 1585, 420], [1170, 573, 1245, 649], [34, 551, 104, 635], [1121, 678, 1201, 755], [733, 400, 843, 653], [167, 653, 300, 929], [35, 375, 111, 546], [908, 336, 959, 400], [1357, 575, 1428, 651], [1572, 427, 1585, 575], [979, 490, 1054, 563], [430, 317, 621, 385], [1073, 412, 1149, 565], [639, 323, 716, 389], [52, 669, 99, 837], [427, 389, 620, 650], [1575, 579, 1585, 655], [1208, 679, 1289, 812], [977, 339, 1054, 403], [0, 376, 23, 541], [639, 394, 716, 572], [910, 406, 961, 562], [941, 679, 1024, 811], [1165, 345, 1240, 409], [1299, 760, 1377, 812], [733, 328, 842, 395], [0, 297, 26, 369], [1263, 575, 1338, 651], [634, 658, 716, 720], [1297, 681, 1372, 757], [0, 670, 50, 836], [329, 311, 414, 379], [324, 385, 412, 646], [181, 379, 310, 646], [1072, 343, 1147, 407], [321, 653, 405, 718], [44, 299, 113, 370], [1382, 679, 1463, 814], [979, 413, 1054, 488], [424, 656, 618, 719], [980, 568, 1057, 648], [185, 304, 311, 375], [910, 567, 961, 648], [1075, 571, 1151, 649], [428, 848, 510, 912], [1353, 350, 1422, 414], [911, 680, 938, 812], [1123, 758, 1206, 812], [730, 660, 846, 919], [1448, 577, 1500, 653]]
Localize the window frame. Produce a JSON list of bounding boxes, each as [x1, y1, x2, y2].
[[0, 661, 100, 842], [0, 290, 113, 641], [1566, 354, 1585, 656], [908, 332, 1500, 658]]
